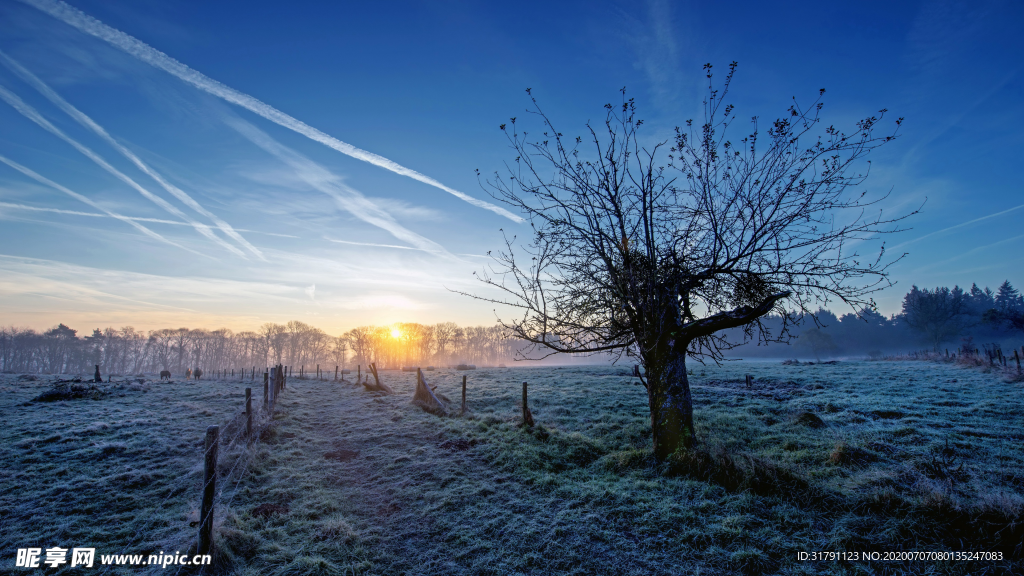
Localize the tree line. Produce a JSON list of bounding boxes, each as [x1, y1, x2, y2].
[[0, 320, 518, 375], [724, 280, 1024, 359], [2, 280, 1021, 374]]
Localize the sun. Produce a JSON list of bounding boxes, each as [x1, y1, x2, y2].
[[391, 328, 402, 339]]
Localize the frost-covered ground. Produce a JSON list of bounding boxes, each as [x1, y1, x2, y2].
[[1, 360, 1021, 575]]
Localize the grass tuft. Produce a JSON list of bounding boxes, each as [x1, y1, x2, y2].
[[828, 441, 878, 467], [667, 443, 808, 496]]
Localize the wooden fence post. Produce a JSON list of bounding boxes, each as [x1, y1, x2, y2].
[[245, 388, 252, 440], [522, 382, 534, 427], [263, 372, 269, 408], [358, 365, 361, 384], [335, 366, 339, 381], [198, 425, 219, 556], [270, 367, 276, 408], [745, 374, 753, 389], [462, 375, 467, 415], [1016, 350, 1021, 373]]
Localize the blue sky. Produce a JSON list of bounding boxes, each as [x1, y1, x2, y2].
[[0, 0, 1021, 334]]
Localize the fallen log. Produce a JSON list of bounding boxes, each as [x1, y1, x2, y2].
[[412, 368, 446, 416]]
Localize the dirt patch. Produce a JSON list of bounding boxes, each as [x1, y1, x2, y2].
[[439, 439, 477, 452], [829, 442, 879, 466], [252, 503, 289, 518], [324, 449, 360, 462], [791, 410, 826, 428], [32, 382, 110, 402], [865, 441, 898, 456]]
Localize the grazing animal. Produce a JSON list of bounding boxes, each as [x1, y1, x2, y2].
[[160, 370, 171, 380], [194, 368, 203, 380], [186, 368, 192, 380]]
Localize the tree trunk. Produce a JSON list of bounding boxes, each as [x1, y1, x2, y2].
[[647, 351, 695, 460]]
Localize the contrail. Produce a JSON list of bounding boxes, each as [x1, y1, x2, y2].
[[21, 0, 525, 223], [227, 117, 457, 258], [0, 154, 203, 256], [0, 50, 265, 260], [0, 201, 299, 237], [0, 83, 247, 257], [909, 232, 1024, 275], [890, 202, 1024, 250], [325, 237, 425, 251]]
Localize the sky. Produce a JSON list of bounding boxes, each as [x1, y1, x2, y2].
[[0, 0, 1021, 335]]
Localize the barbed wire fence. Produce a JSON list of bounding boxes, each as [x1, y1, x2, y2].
[[92, 364, 289, 576]]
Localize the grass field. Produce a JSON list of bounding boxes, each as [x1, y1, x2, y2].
[[2, 360, 1022, 575]]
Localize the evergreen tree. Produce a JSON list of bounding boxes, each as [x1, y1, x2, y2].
[[994, 280, 1022, 313]]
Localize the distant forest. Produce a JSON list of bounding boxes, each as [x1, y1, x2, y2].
[[2, 281, 1023, 374], [0, 321, 517, 376], [724, 280, 1024, 360]]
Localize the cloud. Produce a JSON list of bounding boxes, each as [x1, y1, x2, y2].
[[0, 253, 303, 328], [226, 116, 459, 259], [366, 197, 445, 221], [21, 0, 525, 223], [337, 293, 434, 311], [0, 82, 247, 257], [0, 153, 203, 255], [0, 200, 299, 237], [0, 50, 266, 260], [635, 0, 680, 103], [305, 283, 315, 301]]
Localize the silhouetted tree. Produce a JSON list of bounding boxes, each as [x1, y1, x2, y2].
[[466, 63, 912, 459], [994, 280, 1022, 313], [966, 283, 996, 318], [985, 280, 1024, 334]]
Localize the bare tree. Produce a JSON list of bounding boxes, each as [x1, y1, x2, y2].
[[342, 326, 374, 367], [330, 336, 348, 373], [464, 63, 914, 459], [259, 323, 287, 365], [433, 322, 459, 364]]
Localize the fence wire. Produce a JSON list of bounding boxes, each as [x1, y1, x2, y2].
[[95, 373, 286, 576]]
